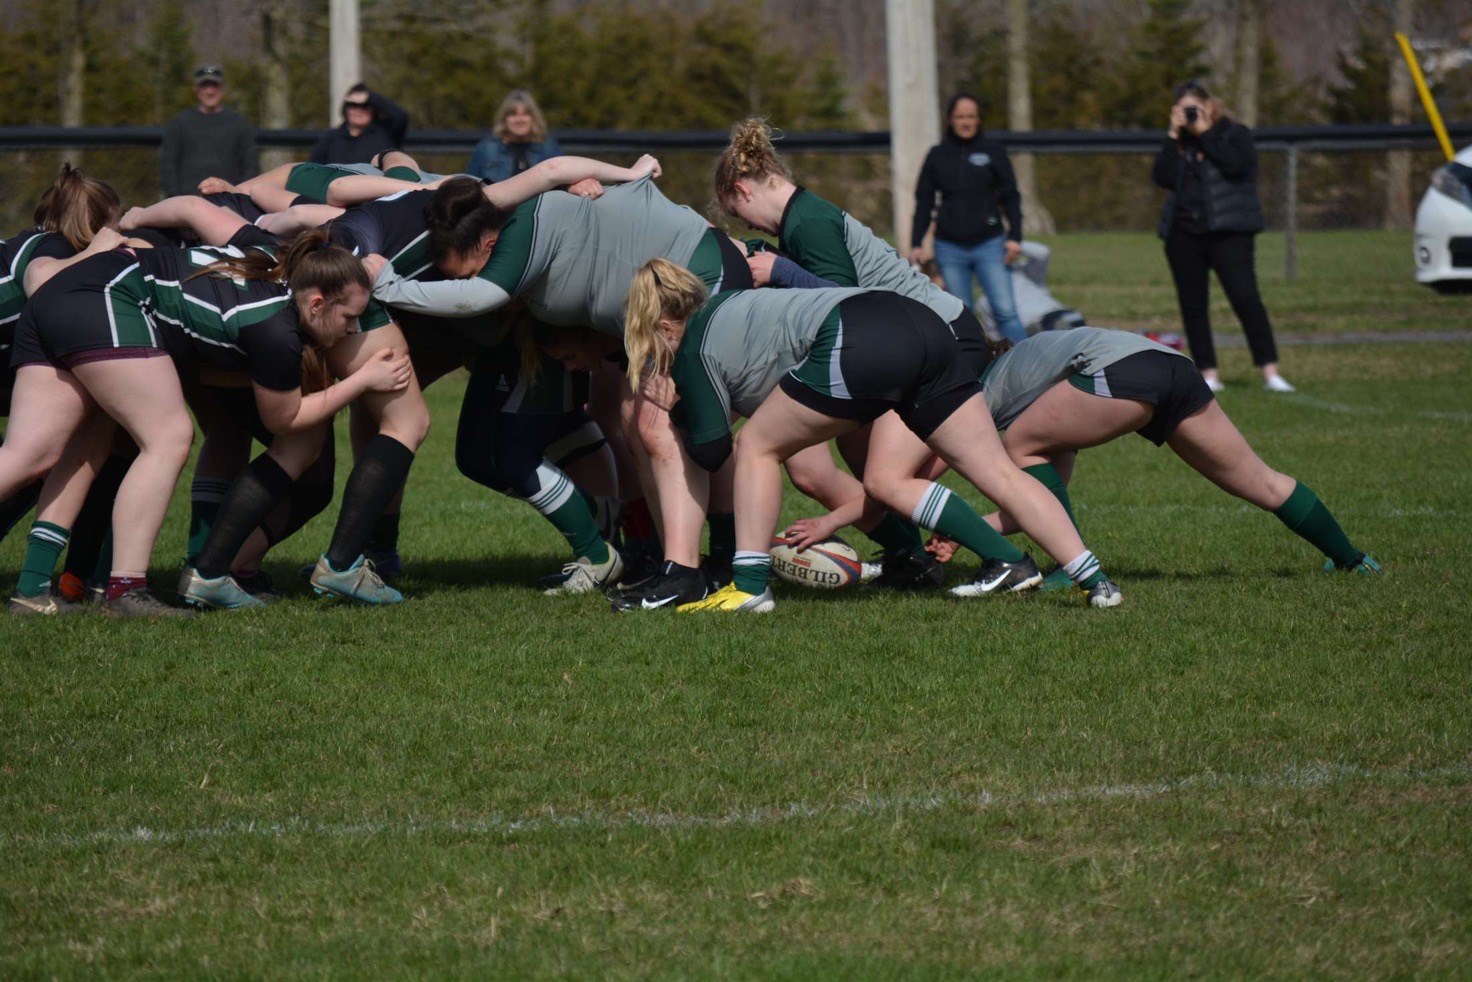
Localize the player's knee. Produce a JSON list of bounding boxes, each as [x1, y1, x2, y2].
[[860, 467, 903, 507]]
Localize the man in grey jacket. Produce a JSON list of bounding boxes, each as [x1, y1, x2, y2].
[[159, 65, 257, 198]]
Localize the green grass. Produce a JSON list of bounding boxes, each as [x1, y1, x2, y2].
[[3, 232, 1470, 976]]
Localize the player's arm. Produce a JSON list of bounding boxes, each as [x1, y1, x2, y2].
[[119, 196, 247, 247], [786, 221, 860, 286], [23, 228, 126, 295], [252, 347, 412, 435], [370, 263, 512, 318], [482, 155, 661, 210]]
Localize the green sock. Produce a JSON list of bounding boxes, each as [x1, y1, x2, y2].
[[185, 478, 230, 566], [528, 463, 609, 564], [17, 521, 69, 597], [1022, 462, 1078, 529], [708, 512, 735, 562], [732, 550, 771, 594], [911, 483, 1026, 563], [1274, 482, 1359, 568], [865, 513, 924, 556]]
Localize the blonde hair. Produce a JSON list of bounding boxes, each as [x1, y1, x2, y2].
[[34, 163, 120, 250], [624, 258, 709, 392], [713, 116, 792, 211], [493, 89, 549, 143]]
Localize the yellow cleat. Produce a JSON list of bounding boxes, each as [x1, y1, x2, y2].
[[676, 582, 776, 613]]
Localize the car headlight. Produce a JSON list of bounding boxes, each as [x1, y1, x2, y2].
[[1430, 164, 1472, 209]]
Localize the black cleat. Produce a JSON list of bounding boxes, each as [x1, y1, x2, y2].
[[609, 561, 708, 612], [871, 549, 946, 591], [950, 554, 1043, 597]]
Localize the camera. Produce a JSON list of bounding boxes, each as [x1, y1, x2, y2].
[[1183, 106, 1200, 125]]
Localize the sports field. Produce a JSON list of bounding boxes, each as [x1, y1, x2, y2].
[[3, 231, 1469, 975]]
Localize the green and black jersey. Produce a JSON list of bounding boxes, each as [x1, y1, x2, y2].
[[327, 189, 438, 330], [778, 187, 964, 323], [133, 241, 306, 391], [1, 228, 75, 349], [371, 175, 720, 336]]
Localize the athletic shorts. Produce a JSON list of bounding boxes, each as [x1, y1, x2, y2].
[[382, 166, 421, 183], [780, 292, 982, 439], [284, 163, 353, 205], [10, 253, 168, 370], [1067, 349, 1214, 446], [949, 306, 992, 378]]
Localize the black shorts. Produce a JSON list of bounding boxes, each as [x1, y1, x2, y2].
[[1067, 350, 1214, 446], [225, 223, 281, 252], [713, 230, 754, 293], [780, 292, 982, 439], [949, 306, 992, 378], [10, 253, 168, 371]]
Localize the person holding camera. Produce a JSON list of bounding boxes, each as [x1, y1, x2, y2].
[[310, 83, 410, 166], [1153, 80, 1291, 393]]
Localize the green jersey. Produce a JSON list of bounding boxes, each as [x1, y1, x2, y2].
[[779, 187, 963, 323], [982, 327, 1185, 428], [672, 287, 868, 447], [1, 229, 75, 352]]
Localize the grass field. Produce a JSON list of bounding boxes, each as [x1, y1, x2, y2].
[[3, 232, 1470, 976]]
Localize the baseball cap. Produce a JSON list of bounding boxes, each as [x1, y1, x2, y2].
[[194, 65, 224, 84]]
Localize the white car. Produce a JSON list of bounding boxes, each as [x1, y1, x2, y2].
[[1414, 144, 1472, 293]]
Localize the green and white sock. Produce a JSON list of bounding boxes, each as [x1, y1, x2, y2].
[[527, 462, 609, 564], [732, 550, 771, 594], [17, 521, 69, 598], [1062, 550, 1108, 589], [911, 482, 1027, 563], [1274, 482, 1359, 568], [865, 513, 924, 556], [1022, 462, 1077, 529]]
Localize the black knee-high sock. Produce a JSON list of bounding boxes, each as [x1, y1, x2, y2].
[[0, 480, 41, 542], [258, 444, 336, 548], [63, 454, 129, 580], [194, 455, 294, 579], [325, 435, 415, 570]]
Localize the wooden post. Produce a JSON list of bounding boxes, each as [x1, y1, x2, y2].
[[1007, 0, 1054, 235], [1285, 144, 1298, 282], [886, 0, 940, 254], [329, 0, 361, 127]]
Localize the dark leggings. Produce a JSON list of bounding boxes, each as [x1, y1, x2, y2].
[[1164, 227, 1278, 370]]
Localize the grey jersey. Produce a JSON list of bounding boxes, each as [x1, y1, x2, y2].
[[840, 213, 964, 323], [675, 288, 869, 439], [983, 327, 1186, 428]]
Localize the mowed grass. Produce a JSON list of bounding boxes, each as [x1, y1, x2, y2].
[[2, 232, 1470, 976]]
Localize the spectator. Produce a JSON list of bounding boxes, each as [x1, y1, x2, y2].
[[159, 65, 257, 198], [466, 90, 562, 183], [311, 83, 409, 165], [1152, 80, 1292, 393], [909, 92, 1027, 345]]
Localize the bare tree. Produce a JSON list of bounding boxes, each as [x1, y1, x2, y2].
[[1006, 0, 1053, 235], [59, 0, 89, 165], [1385, 0, 1414, 229], [1235, 0, 1262, 126], [259, 0, 293, 170]]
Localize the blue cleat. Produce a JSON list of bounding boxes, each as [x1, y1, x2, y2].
[[1325, 553, 1382, 575], [178, 567, 267, 610], [363, 548, 403, 580], [309, 555, 403, 605]]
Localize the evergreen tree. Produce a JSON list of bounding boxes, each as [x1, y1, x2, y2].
[[1103, 0, 1210, 129]]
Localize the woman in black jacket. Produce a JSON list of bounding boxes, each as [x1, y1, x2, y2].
[[1153, 81, 1292, 393], [910, 93, 1027, 345]]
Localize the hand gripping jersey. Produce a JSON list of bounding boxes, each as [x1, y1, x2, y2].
[[981, 327, 1187, 429], [1, 228, 75, 354]]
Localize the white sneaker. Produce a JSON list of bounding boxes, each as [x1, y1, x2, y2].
[[541, 547, 624, 596], [1203, 375, 1225, 393], [1264, 375, 1295, 393]]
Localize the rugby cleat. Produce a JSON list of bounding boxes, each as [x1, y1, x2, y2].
[[363, 548, 403, 581], [102, 588, 197, 619], [7, 589, 88, 617], [1325, 553, 1382, 575], [235, 570, 284, 603], [1086, 579, 1124, 608], [860, 557, 884, 584], [677, 582, 775, 613], [310, 555, 404, 605], [703, 553, 733, 592], [609, 561, 707, 612], [872, 549, 945, 591], [178, 567, 267, 610], [950, 555, 1043, 597], [540, 546, 624, 596]]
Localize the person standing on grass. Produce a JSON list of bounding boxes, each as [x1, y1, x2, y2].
[[909, 93, 1027, 345], [1153, 80, 1293, 394], [159, 65, 257, 199], [466, 91, 563, 184], [311, 84, 410, 166]]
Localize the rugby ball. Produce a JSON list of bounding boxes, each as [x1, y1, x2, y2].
[[769, 533, 862, 590]]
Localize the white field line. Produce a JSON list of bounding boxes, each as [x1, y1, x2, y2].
[[9, 761, 1470, 852], [1283, 393, 1472, 423]]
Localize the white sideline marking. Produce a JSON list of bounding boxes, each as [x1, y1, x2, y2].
[[9, 761, 1470, 851], [1286, 394, 1472, 424]]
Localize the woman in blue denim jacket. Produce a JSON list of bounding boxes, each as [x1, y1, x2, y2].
[[466, 90, 563, 183]]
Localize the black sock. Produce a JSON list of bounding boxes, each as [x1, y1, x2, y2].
[[258, 443, 335, 547], [64, 453, 129, 579], [194, 455, 294, 579], [0, 480, 41, 542], [325, 435, 415, 570], [366, 511, 402, 555]]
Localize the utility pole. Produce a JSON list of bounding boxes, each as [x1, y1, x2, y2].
[[886, 0, 940, 254], [329, 0, 361, 127], [1385, 0, 1415, 229]]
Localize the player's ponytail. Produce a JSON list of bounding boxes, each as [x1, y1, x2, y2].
[[427, 176, 509, 263], [34, 163, 121, 250], [713, 116, 792, 207], [624, 258, 708, 393]]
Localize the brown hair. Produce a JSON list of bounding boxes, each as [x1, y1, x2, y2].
[[623, 258, 708, 392], [492, 89, 549, 143], [34, 163, 121, 250], [1173, 79, 1228, 126], [713, 117, 792, 211]]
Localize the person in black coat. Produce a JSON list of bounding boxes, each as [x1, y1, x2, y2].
[[910, 93, 1026, 344], [1153, 80, 1292, 393], [310, 83, 409, 166]]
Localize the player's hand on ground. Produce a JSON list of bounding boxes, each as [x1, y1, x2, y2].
[[633, 154, 662, 180], [784, 515, 840, 551], [747, 250, 777, 287], [925, 532, 960, 563], [360, 348, 413, 393], [566, 178, 604, 200]]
